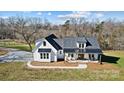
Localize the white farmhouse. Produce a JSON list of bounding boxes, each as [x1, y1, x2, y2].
[[32, 34, 102, 63]]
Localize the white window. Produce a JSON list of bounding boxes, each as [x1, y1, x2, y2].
[[43, 41, 46, 46], [71, 54, 74, 57], [82, 43, 84, 48], [68, 53, 74, 58], [68, 54, 71, 57], [44, 53, 46, 59], [40, 53, 49, 59], [79, 43, 84, 49], [79, 43, 82, 48], [40, 53, 43, 59], [47, 53, 49, 59], [59, 50, 63, 54], [60, 51, 62, 54]]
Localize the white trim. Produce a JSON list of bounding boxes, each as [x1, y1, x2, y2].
[[32, 38, 58, 53], [33, 38, 58, 62]]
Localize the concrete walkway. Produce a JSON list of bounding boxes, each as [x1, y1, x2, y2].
[[0, 47, 33, 63], [27, 61, 87, 69]]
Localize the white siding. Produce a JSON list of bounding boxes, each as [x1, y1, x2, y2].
[[77, 43, 86, 49], [94, 54, 98, 60], [64, 53, 99, 62], [89, 53, 98, 60], [84, 43, 86, 48], [51, 51, 54, 62], [84, 54, 89, 59], [57, 50, 64, 59], [64, 53, 78, 61], [33, 38, 57, 62], [33, 52, 51, 62]]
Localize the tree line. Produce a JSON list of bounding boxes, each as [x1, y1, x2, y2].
[[0, 16, 124, 50]]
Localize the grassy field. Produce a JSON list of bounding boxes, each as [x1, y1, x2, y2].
[[0, 62, 122, 81], [0, 50, 124, 80], [103, 50, 124, 67], [0, 39, 34, 52]]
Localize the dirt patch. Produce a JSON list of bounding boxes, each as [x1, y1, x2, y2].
[[31, 61, 78, 67], [87, 62, 119, 70], [0, 49, 8, 56]]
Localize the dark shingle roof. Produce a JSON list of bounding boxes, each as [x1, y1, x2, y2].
[[45, 34, 62, 50], [54, 39, 64, 47], [64, 48, 78, 53], [47, 34, 58, 39], [78, 49, 102, 53], [40, 34, 101, 53], [86, 37, 100, 49], [64, 48, 102, 53], [54, 37, 100, 49], [63, 37, 88, 48], [38, 48, 51, 52]]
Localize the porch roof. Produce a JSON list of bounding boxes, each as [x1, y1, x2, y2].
[[64, 48, 102, 53], [38, 48, 51, 52]]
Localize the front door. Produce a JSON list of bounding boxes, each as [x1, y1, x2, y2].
[[78, 54, 84, 60]]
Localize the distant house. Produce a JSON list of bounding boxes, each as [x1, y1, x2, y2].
[[32, 34, 102, 63]]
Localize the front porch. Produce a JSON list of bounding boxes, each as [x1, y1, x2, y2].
[[64, 53, 101, 63], [67, 60, 99, 63]]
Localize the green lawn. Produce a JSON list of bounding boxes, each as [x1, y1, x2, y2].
[[0, 50, 124, 80], [0, 39, 34, 52], [0, 62, 123, 81], [103, 51, 124, 67]]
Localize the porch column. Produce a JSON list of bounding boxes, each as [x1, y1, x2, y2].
[[99, 54, 102, 64], [64, 53, 67, 62]]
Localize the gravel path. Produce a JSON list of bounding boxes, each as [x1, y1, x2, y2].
[[27, 61, 87, 69], [0, 47, 33, 63]]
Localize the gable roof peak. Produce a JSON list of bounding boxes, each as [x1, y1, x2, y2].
[[46, 34, 58, 39], [45, 34, 62, 50]]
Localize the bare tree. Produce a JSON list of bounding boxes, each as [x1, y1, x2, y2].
[[1, 15, 124, 51], [0, 18, 5, 39], [69, 17, 89, 36], [8, 16, 42, 51], [62, 20, 70, 37]]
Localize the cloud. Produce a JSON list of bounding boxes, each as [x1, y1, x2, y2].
[[0, 16, 9, 19], [95, 13, 104, 18], [58, 11, 91, 19], [37, 12, 42, 15], [23, 11, 32, 13], [48, 12, 52, 16]]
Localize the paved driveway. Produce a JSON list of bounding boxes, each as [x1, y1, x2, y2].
[[0, 47, 33, 63]]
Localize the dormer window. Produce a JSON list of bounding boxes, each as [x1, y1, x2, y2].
[[79, 43, 85, 49], [79, 43, 82, 48], [43, 41, 46, 46]]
